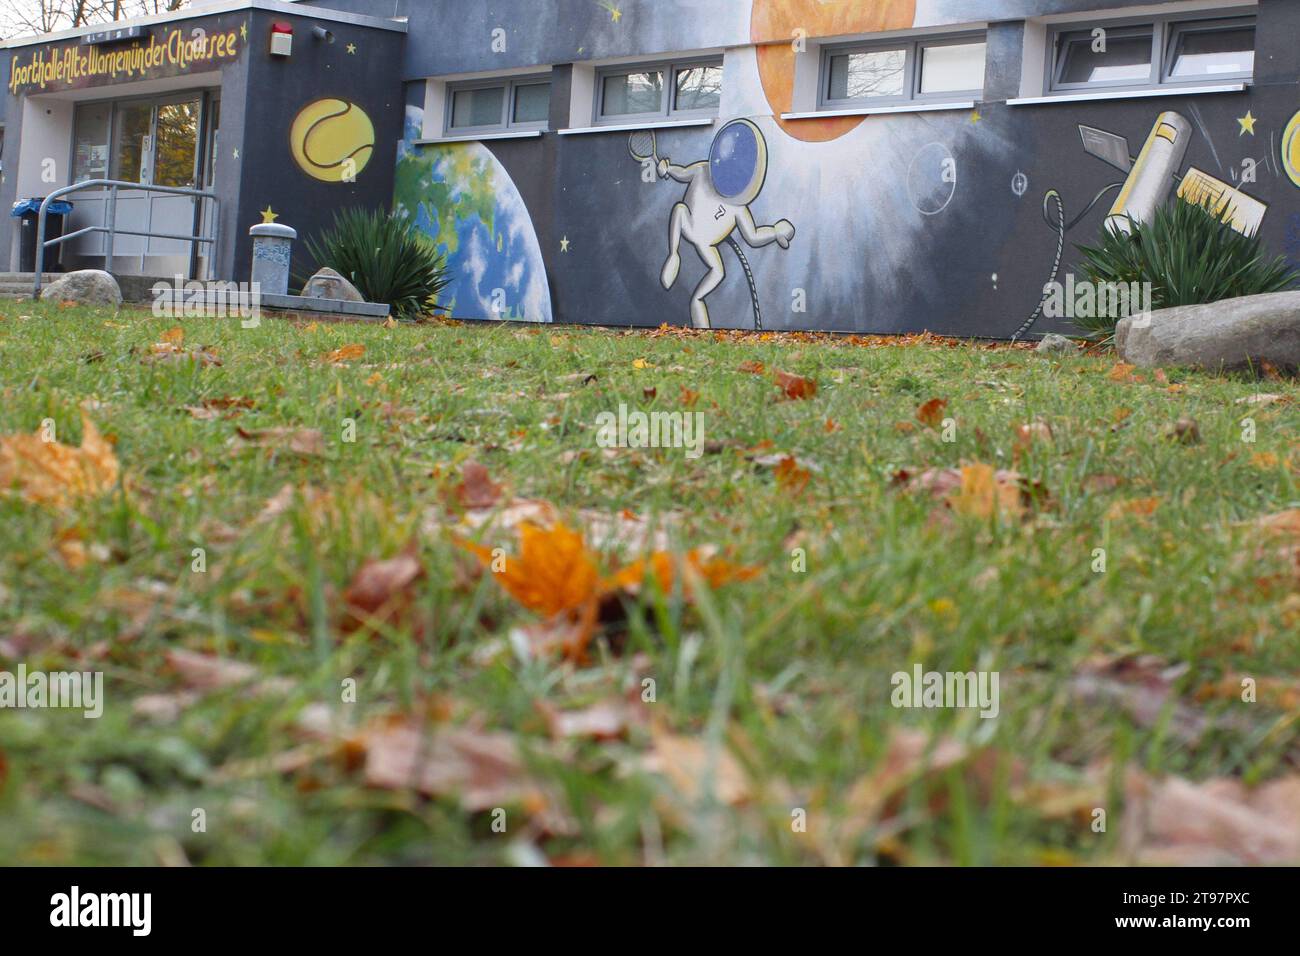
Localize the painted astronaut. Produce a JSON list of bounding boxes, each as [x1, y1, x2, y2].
[[658, 119, 795, 329]]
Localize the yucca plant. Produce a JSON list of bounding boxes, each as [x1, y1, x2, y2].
[[304, 207, 449, 320], [1074, 198, 1297, 339]]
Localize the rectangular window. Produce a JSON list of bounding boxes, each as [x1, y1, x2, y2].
[[445, 75, 551, 135], [1050, 12, 1254, 94], [596, 58, 723, 124], [72, 103, 112, 183], [821, 34, 986, 109]]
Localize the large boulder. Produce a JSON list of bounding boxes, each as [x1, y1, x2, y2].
[[39, 269, 122, 309], [301, 267, 365, 303], [1116, 292, 1300, 373]]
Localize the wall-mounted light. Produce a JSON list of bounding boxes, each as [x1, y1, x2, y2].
[[311, 25, 335, 44], [270, 21, 293, 57]]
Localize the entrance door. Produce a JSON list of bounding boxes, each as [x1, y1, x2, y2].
[[67, 92, 215, 277]]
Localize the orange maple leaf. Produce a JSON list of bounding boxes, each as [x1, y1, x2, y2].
[[0, 414, 119, 507], [460, 521, 600, 618]]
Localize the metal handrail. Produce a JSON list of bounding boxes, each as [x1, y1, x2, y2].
[[33, 179, 219, 297]]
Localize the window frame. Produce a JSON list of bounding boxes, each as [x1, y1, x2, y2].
[[1047, 11, 1255, 96], [444, 74, 552, 137], [818, 31, 988, 111], [593, 57, 724, 126]]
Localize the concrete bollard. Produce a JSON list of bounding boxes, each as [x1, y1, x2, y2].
[[248, 223, 297, 297]]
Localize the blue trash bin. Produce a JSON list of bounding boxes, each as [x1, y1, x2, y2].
[[12, 198, 74, 273]]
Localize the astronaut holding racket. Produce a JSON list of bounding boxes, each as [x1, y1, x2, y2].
[[630, 118, 795, 330]]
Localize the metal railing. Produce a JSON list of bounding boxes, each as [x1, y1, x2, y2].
[[33, 179, 219, 297]]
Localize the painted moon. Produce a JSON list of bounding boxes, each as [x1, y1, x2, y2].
[[1282, 109, 1300, 189], [290, 98, 375, 183]]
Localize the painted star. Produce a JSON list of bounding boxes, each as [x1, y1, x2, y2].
[[611, 7, 622, 21], [970, 109, 982, 124], [346, 43, 356, 54], [1237, 111, 1256, 136], [560, 236, 570, 253], [240, 21, 248, 41], [232, 147, 239, 160], [260, 206, 279, 224]]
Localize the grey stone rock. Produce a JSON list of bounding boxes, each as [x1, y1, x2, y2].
[[1116, 291, 1300, 373], [1035, 333, 1079, 355], [39, 269, 122, 309], [301, 267, 365, 303]]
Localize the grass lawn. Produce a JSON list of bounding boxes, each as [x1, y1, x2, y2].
[[0, 300, 1297, 866]]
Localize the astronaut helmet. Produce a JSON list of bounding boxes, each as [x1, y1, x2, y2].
[[708, 118, 769, 206]]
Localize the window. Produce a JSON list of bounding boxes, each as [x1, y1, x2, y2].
[[822, 34, 986, 108], [72, 103, 112, 183], [1050, 13, 1254, 94], [595, 58, 723, 124], [445, 75, 551, 135]]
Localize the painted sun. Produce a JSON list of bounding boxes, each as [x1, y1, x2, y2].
[[751, 0, 918, 142]]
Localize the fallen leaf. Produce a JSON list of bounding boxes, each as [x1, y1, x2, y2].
[[460, 521, 600, 619], [773, 455, 811, 495], [642, 727, 749, 806], [774, 370, 817, 400], [1107, 362, 1138, 382], [950, 463, 1025, 520], [916, 398, 948, 428], [0, 414, 119, 507], [324, 343, 365, 363], [343, 549, 424, 629], [233, 427, 325, 457], [448, 460, 503, 510], [1121, 769, 1300, 865], [161, 326, 184, 345], [608, 550, 760, 599], [738, 360, 765, 375], [1165, 417, 1201, 445], [166, 649, 260, 690], [1107, 497, 1161, 520], [538, 689, 648, 740]]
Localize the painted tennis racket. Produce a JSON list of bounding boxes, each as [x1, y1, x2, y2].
[[627, 129, 661, 172]]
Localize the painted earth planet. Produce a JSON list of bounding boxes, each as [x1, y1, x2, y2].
[[393, 108, 552, 322]]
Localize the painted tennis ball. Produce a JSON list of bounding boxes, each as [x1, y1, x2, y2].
[[290, 98, 375, 183], [1281, 109, 1300, 189]]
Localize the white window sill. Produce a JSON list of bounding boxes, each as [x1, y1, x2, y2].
[[782, 100, 975, 120], [558, 117, 716, 136], [414, 130, 544, 145], [1007, 83, 1246, 107]]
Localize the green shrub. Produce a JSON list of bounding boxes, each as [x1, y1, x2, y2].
[[1074, 198, 1297, 339], [304, 207, 449, 320]]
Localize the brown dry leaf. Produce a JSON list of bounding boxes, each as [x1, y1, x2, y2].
[[166, 649, 260, 690], [1165, 417, 1201, 445], [538, 688, 649, 740], [950, 463, 1025, 520], [1254, 509, 1300, 538], [0, 414, 119, 507], [448, 460, 502, 510], [1120, 769, 1300, 865], [358, 717, 559, 823], [1107, 497, 1161, 520], [324, 343, 365, 364], [679, 386, 700, 407], [642, 726, 749, 806], [916, 398, 948, 429], [233, 427, 325, 457], [738, 360, 765, 375], [1107, 361, 1138, 382], [1014, 420, 1053, 447], [343, 549, 424, 629], [160, 326, 184, 345], [892, 466, 964, 500], [773, 455, 811, 495], [1070, 654, 1203, 742], [460, 521, 600, 618], [774, 369, 817, 401]]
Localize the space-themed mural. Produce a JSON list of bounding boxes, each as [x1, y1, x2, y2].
[[372, 0, 1299, 338]]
